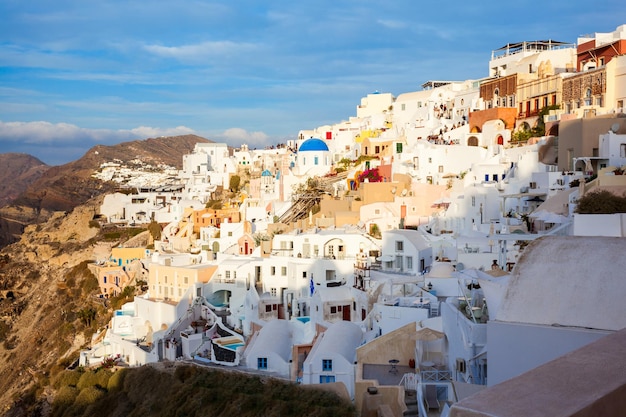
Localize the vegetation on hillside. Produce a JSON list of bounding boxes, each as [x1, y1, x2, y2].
[[49, 365, 356, 417]]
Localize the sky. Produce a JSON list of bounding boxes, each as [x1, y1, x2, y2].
[[0, 0, 624, 165]]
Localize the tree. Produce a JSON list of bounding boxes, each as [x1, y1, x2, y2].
[[147, 220, 162, 241], [229, 175, 241, 192], [512, 104, 560, 143], [575, 189, 626, 214], [78, 307, 96, 327]]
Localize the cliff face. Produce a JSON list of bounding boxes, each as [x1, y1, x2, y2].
[[0, 135, 209, 249], [0, 134, 210, 415], [0, 197, 111, 415]]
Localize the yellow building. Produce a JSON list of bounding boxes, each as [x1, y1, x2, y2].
[[148, 262, 217, 302], [110, 247, 147, 266]]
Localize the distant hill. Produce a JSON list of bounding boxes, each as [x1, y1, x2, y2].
[[0, 153, 49, 207], [0, 134, 210, 248]]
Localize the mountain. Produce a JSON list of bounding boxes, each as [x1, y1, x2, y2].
[[0, 154, 49, 207], [0, 135, 209, 248]]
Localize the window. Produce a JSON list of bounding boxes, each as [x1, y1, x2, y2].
[[225, 271, 231, 279], [322, 359, 333, 371], [396, 143, 403, 153], [472, 196, 476, 207], [271, 288, 277, 297], [620, 144, 626, 158], [396, 241, 404, 251], [271, 266, 276, 275], [103, 276, 107, 284], [314, 156, 319, 165], [302, 271, 307, 278], [258, 358, 267, 370], [320, 375, 335, 384], [438, 165, 444, 173], [401, 103, 406, 111], [330, 306, 337, 314], [407, 257, 413, 270], [281, 266, 287, 276]]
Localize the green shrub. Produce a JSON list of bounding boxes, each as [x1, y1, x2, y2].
[[106, 368, 128, 392], [52, 370, 82, 389], [74, 385, 106, 407], [52, 385, 78, 412], [76, 369, 111, 390]]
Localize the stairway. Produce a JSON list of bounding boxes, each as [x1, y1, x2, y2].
[[403, 389, 419, 416]]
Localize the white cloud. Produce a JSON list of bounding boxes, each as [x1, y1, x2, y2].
[[0, 120, 198, 146], [219, 127, 270, 146], [377, 19, 407, 29], [143, 40, 258, 63], [129, 125, 196, 138]]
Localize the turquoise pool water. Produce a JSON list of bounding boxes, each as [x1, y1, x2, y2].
[[224, 343, 244, 351], [296, 317, 310, 323]]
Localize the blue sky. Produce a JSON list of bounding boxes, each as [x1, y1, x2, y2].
[[0, 1, 623, 165]]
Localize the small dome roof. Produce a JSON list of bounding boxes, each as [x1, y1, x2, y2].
[[299, 138, 329, 152], [261, 169, 273, 177], [427, 261, 455, 278]]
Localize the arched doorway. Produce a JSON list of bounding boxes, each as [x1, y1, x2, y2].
[[324, 238, 345, 259], [468, 136, 479, 146], [496, 135, 504, 145]]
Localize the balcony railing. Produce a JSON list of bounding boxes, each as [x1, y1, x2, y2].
[[420, 369, 452, 382]]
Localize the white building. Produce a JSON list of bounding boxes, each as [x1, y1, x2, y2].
[[302, 321, 363, 399], [487, 236, 625, 386], [379, 229, 433, 274], [294, 138, 333, 177]]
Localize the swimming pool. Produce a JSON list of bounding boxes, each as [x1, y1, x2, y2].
[[223, 343, 244, 351]]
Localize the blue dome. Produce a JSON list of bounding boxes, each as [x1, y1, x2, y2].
[[299, 138, 329, 152], [261, 169, 273, 177]]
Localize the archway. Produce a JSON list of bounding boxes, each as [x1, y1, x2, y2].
[[547, 123, 559, 136], [496, 135, 504, 145], [468, 136, 479, 146]]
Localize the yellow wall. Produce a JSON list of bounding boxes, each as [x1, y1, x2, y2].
[[149, 263, 217, 302], [360, 182, 399, 205], [111, 247, 146, 265]]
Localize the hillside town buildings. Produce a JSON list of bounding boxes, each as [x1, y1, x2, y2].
[[81, 24, 626, 416]]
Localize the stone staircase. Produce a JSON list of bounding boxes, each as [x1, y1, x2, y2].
[[403, 389, 419, 416]]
